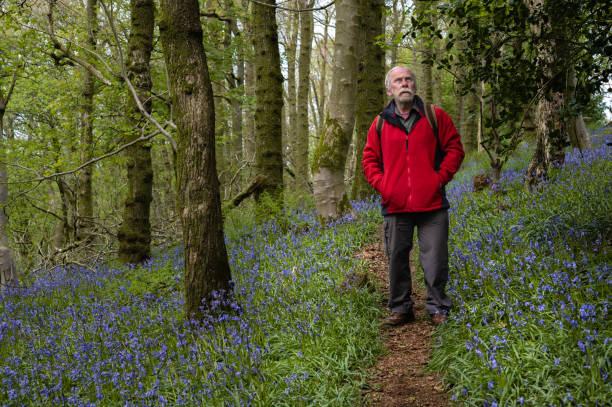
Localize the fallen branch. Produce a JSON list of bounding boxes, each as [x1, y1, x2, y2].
[[224, 174, 267, 211]]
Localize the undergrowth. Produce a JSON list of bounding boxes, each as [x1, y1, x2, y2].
[[429, 136, 611, 406], [0, 195, 384, 406], [1, 133, 610, 406]]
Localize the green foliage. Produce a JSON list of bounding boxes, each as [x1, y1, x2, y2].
[[411, 0, 611, 178], [579, 93, 609, 130]]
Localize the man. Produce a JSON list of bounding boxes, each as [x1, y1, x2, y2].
[[362, 66, 464, 326]]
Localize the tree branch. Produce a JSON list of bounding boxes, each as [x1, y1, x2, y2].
[[99, 0, 177, 151], [200, 11, 234, 23], [249, 0, 334, 12], [9, 127, 163, 185], [223, 174, 268, 211], [46, 0, 113, 86]]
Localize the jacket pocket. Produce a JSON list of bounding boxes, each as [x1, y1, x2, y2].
[[414, 169, 442, 209]]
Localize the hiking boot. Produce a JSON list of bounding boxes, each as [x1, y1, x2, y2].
[[382, 309, 415, 326], [430, 312, 448, 326]]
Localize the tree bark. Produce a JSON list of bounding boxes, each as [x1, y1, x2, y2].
[[252, 0, 284, 201], [0, 92, 17, 294], [525, 0, 570, 188], [284, 3, 298, 170], [294, 0, 314, 192], [76, 0, 97, 243], [159, 0, 231, 319], [415, 0, 434, 104], [565, 65, 591, 151], [462, 90, 479, 154], [312, 0, 360, 219], [118, 0, 155, 264], [227, 4, 244, 166], [350, 0, 384, 200], [314, 8, 331, 136], [244, 57, 256, 167]]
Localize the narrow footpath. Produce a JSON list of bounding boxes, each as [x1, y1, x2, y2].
[[359, 234, 450, 407]]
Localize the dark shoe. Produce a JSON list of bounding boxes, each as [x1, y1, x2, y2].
[[382, 309, 415, 326], [430, 312, 448, 326]]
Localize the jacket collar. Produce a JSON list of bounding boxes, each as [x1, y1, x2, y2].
[[380, 96, 426, 132]]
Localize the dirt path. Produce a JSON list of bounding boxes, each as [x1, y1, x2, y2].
[[359, 236, 450, 407]]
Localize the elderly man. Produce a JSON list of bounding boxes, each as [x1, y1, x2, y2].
[[362, 66, 465, 326]]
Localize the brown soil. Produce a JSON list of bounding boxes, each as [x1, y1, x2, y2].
[[359, 236, 450, 407]]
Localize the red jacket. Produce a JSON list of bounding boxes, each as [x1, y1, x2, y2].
[[362, 98, 464, 214]]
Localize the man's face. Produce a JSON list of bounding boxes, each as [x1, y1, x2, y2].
[[386, 67, 416, 105]]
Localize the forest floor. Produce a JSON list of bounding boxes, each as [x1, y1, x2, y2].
[[359, 230, 450, 407]]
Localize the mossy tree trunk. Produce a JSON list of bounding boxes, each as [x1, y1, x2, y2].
[[0, 71, 18, 294], [159, 0, 231, 320], [312, 0, 360, 219], [76, 0, 97, 243], [252, 0, 283, 201], [118, 0, 155, 264], [294, 0, 314, 192], [350, 0, 384, 200]]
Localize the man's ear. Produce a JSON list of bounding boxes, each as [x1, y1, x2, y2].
[[385, 88, 392, 97]]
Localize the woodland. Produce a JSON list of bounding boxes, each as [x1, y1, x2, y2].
[[0, 0, 610, 406]]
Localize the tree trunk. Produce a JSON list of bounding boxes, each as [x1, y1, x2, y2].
[[118, 0, 155, 264], [415, 0, 433, 104], [76, 0, 97, 243], [243, 1, 256, 171], [350, 0, 384, 200], [525, 0, 569, 188], [244, 57, 256, 168], [462, 90, 479, 153], [456, 92, 465, 142], [228, 6, 244, 166], [294, 0, 314, 192], [159, 0, 231, 319], [252, 0, 284, 201], [477, 82, 485, 152], [285, 3, 298, 170], [525, 102, 549, 191], [213, 80, 229, 199], [565, 65, 591, 150], [312, 0, 360, 219], [387, 0, 408, 71], [0, 102, 17, 294], [315, 9, 331, 136], [431, 5, 443, 105]]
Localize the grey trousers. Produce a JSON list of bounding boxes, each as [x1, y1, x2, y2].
[[383, 209, 452, 315]]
